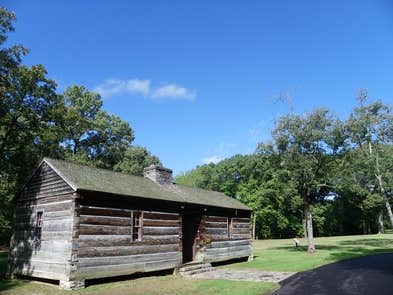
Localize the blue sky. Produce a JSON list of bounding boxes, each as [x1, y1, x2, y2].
[[5, 1, 393, 174]]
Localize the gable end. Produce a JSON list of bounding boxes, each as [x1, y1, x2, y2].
[[19, 162, 75, 200]]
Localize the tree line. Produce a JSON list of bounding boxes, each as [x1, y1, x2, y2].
[[0, 7, 160, 244], [1, 7, 393, 254], [177, 96, 393, 252]]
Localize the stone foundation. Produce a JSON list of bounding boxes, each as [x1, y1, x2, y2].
[[59, 279, 85, 290]]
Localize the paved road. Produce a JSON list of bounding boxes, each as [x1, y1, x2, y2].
[[273, 253, 393, 295]]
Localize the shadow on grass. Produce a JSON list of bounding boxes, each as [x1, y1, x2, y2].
[[339, 238, 393, 247], [0, 279, 22, 292], [275, 244, 342, 251], [86, 269, 174, 287]]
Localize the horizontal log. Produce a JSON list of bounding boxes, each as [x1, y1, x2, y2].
[[143, 212, 179, 220], [78, 234, 180, 247], [204, 221, 227, 229], [204, 249, 251, 263], [206, 234, 231, 241], [10, 250, 70, 261], [20, 194, 74, 205], [231, 227, 251, 234], [12, 230, 72, 241], [231, 233, 251, 240], [205, 228, 228, 235], [44, 210, 73, 220], [10, 258, 69, 275], [9, 267, 69, 281], [205, 245, 252, 255], [142, 219, 180, 227], [76, 258, 181, 280], [80, 215, 131, 226], [78, 251, 181, 267], [208, 239, 251, 249], [78, 244, 179, 258], [80, 206, 131, 217], [79, 224, 131, 235], [78, 244, 180, 258], [24, 178, 68, 191], [232, 218, 250, 224], [21, 187, 74, 199], [43, 220, 73, 232], [15, 200, 73, 213], [232, 223, 250, 229], [142, 226, 179, 236], [13, 219, 72, 232], [13, 209, 72, 224], [205, 216, 227, 223], [11, 240, 72, 253]]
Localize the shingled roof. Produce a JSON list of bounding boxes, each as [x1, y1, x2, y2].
[[44, 158, 250, 211]]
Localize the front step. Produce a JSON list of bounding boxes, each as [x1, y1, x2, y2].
[[177, 262, 214, 276]]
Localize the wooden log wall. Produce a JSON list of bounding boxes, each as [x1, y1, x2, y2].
[[9, 194, 76, 280], [19, 162, 74, 200], [76, 204, 182, 280], [200, 215, 252, 263]]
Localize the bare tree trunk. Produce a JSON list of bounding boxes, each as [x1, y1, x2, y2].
[[252, 213, 256, 240], [378, 211, 384, 234], [372, 144, 393, 228], [362, 218, 367, 234], [304, 202, 315, 253], [302, 215, 308, 239], [375, 174, 393, 228], [385, 199, 393, 228]]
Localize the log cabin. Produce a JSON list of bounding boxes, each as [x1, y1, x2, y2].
[[8, 158, 252, 289]]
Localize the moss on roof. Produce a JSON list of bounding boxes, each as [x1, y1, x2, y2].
[[44, 158, 250, 211]]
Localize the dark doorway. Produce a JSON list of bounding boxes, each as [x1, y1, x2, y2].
[[182, 214, 201, 263]]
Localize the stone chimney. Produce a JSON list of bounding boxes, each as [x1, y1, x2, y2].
[[143, 165, 174, 185]]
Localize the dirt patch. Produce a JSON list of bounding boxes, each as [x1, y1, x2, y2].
[[188, 269, 295, 283]]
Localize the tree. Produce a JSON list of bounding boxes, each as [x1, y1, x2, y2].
[[114, 146, 161, 176], [0, 7, 62, 243], [346, 91, 393, 228], [267, 109, 344, 252], [60, 85, 135, 169]]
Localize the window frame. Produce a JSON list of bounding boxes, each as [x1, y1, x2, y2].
[[131, 210, 143, 242], [227, 217, 233, 239], [35, 210, 44, 241]]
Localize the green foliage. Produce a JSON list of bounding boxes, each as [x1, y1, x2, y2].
[[0, 7, 160, 245], [114, 146, 161, 176]]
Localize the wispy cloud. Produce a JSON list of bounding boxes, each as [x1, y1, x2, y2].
[[93, 78, 195, 101], [201, 155, 222, 164], [201, 142, 237, 165], [93, 79, 151, 97], [151, 84, 196, 101]]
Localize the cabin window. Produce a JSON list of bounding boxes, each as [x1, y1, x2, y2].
[[35, 211, 44, 240], [227, 217, 233, 239], [132, 211, 143, 241]]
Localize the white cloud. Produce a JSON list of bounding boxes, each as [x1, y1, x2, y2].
[[151, 84, 196, 101], [93, 79, 151, 98], [201, 155, 222, 165], [94, 79, 195, 101]]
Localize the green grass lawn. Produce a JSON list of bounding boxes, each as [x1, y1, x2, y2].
[[225, 233, 393, 272], [0, 275, 278, 295], [1, 233, 393, 295]]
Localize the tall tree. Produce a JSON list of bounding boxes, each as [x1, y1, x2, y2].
[[0, 7, 62, 243], [266, 109, 344, 252], [347, 91, 393, 228]]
